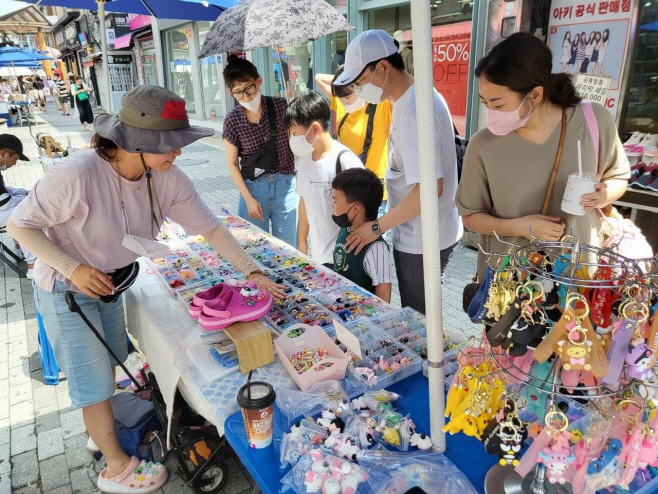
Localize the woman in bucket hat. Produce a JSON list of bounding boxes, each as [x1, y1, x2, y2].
[[7, 86, 285, 493]]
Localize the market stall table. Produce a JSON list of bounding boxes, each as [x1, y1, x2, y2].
[[223, 372, 496, 494]]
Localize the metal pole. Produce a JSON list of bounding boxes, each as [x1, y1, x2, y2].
[[410, 0, 446, 450], [97, 0, 112, 112]]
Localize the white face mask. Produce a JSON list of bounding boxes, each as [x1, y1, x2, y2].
[[289, 126, 316, 157], [343, 98, 366, 113], [239, 92, 262, 113], [354, 66, 388, 104]]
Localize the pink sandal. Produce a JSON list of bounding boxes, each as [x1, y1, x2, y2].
[[199, 282, 273, 331], [97, 456, 168, 493], [188, 281, 241, 319]]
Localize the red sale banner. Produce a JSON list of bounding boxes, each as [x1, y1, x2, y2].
[[432, 21, 471, 135]]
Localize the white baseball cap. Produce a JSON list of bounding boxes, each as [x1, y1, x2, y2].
[[333, 29, 398, 86]]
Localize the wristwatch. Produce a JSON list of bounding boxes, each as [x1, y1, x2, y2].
[[372, 220, 382, 236]]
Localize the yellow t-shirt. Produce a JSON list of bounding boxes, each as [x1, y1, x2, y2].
[[331, 96, 392, 200]]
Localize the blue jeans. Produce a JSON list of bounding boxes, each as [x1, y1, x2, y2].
[[33, 281, 128, 408], [238, 172, 299, 248]]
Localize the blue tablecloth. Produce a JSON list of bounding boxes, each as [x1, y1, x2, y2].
[[224, 372, 496, 494]]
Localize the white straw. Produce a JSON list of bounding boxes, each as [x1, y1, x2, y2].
[[577, 140, 583, 174]]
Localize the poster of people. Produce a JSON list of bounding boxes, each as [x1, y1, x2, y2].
[[547, 0, 635, 118]]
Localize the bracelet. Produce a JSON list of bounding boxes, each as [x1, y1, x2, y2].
[[247, 269, 265, 278]]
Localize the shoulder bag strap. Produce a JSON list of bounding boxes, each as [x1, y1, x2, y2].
[[541, 108, 567, 215], [335, 150, 348, 176], [581, 102, 600, 174], [358, 104, 377, 163], [264, 96, 277, 139]]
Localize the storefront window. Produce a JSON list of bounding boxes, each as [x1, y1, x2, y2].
[[137, 37, 158, 86], [269, 44, 313, 99], [197, 21, 225, 120], [623, 1, 658, 132], [366, 1, 473, 134], [165, 25, 195, 113]]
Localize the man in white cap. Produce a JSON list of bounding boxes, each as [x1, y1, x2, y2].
[[335, 29, 463, 315]]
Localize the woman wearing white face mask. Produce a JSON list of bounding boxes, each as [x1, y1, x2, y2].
[[222, 55, 298, 248], [315, 67, 392, 211], [7, 86, 285, 494], [456, 33, 630, 282]]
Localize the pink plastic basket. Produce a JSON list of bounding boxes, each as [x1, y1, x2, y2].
[[274, 324, 348, 391]]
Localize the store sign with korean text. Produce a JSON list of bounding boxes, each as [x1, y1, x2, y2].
[[574, 74, 611, 104], [106, 29, 116, 45], [547, 0, 635, 118], [108, 55, 132, 64], [432, 21, 471, 135]]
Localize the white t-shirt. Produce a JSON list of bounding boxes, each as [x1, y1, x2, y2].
[[296, 140, 364, 264], [386, 85, 463, 254]]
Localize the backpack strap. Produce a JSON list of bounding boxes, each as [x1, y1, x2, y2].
[[337, 112, 349, 138], [358, 104, 377, 164], [335, 150, 348, 176], [582, 102, 599, 174]]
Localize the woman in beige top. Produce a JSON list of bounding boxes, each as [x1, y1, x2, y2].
[[456, 33, 630, 281]]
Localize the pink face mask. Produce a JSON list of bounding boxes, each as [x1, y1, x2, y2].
[[485, 94, 535, 136]]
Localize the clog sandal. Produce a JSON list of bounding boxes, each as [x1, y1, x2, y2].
[[97, 456, 168, 493], [199, 282, 273, 331], [188, 281, 243, 319]]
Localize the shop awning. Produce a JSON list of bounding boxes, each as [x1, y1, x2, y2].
[[113, 32, 133, 49]]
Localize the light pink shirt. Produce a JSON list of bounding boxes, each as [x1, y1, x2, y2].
[[11, 148, 220, 292]]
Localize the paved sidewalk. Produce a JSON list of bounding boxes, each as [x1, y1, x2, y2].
[[0, 103, 478, 493]]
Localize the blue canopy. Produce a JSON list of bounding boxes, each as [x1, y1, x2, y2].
[[0, 49, 52, 64], [23, 0, 236, 21]]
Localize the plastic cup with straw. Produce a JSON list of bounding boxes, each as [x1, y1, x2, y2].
[[561, 139, 600, 216]]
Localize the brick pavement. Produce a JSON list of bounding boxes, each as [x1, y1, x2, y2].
[[0, 103, 479, 493]]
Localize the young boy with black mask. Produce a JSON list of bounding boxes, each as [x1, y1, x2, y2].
[[331, 168, 391, 302]]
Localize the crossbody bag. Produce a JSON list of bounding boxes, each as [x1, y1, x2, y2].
[[240, 97, 277, 181]]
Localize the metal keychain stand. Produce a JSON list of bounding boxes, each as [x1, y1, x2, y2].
[[483, 238, 645, 494]]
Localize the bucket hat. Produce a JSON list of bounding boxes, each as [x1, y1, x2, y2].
[[94, 85, 214, 154]]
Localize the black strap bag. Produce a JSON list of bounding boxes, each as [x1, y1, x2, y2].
[[239, 97, 277, 181], [336, 103, 377, 164]]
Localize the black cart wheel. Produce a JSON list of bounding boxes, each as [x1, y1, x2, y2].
[[193, 462, 228, 494]]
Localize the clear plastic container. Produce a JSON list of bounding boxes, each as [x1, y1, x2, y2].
[[274, 324, 349, 391], [140, 283, 170, 308]]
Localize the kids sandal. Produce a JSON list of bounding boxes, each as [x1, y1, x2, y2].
[[199, 282, 273, 331], [97, 456, 168, 493], [188, 281, 243, 319]]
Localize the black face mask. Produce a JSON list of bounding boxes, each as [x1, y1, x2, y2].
[[332, 204, 356, 228]]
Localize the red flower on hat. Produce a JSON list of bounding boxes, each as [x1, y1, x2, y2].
[[161, 100, 187, 120]]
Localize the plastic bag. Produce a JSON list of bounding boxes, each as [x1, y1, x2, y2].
[[356, 449, 478, 494], [279, 419, 330, 468], [281, 448, 369, 494], [343, 416, 376, 449], [276, 380, 349, 422]]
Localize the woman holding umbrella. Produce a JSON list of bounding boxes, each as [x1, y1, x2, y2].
[[7, 86, 285, 494], [221, 55, 299, 247]]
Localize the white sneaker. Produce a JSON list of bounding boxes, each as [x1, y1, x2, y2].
[[640, 134, 658, 150], [87, 435, 100, 452], [626, 131, 646, 144], [26, 269, 34, 280]]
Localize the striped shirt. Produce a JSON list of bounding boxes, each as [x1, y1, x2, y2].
[[56, 79, 68, 95]]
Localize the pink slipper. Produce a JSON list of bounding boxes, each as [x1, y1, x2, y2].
[[188, 281, 243, 319], [97, 456, 168, 493], [199, 282, 273, 331]]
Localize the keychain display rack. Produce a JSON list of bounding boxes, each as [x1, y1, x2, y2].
[[483, 238, 656, 494]]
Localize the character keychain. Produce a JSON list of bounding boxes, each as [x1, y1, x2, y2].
[[515, 408, 574, 482], [483, 393, 528, 466]]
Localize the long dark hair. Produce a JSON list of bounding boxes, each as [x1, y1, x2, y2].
[[475, 32, 581, 108], [91, 133, 118, 161], [603, 29, 610, 42], [222, 54, 260, 90]]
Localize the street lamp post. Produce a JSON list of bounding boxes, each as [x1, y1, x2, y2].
[[97, 0, 112, 112]]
